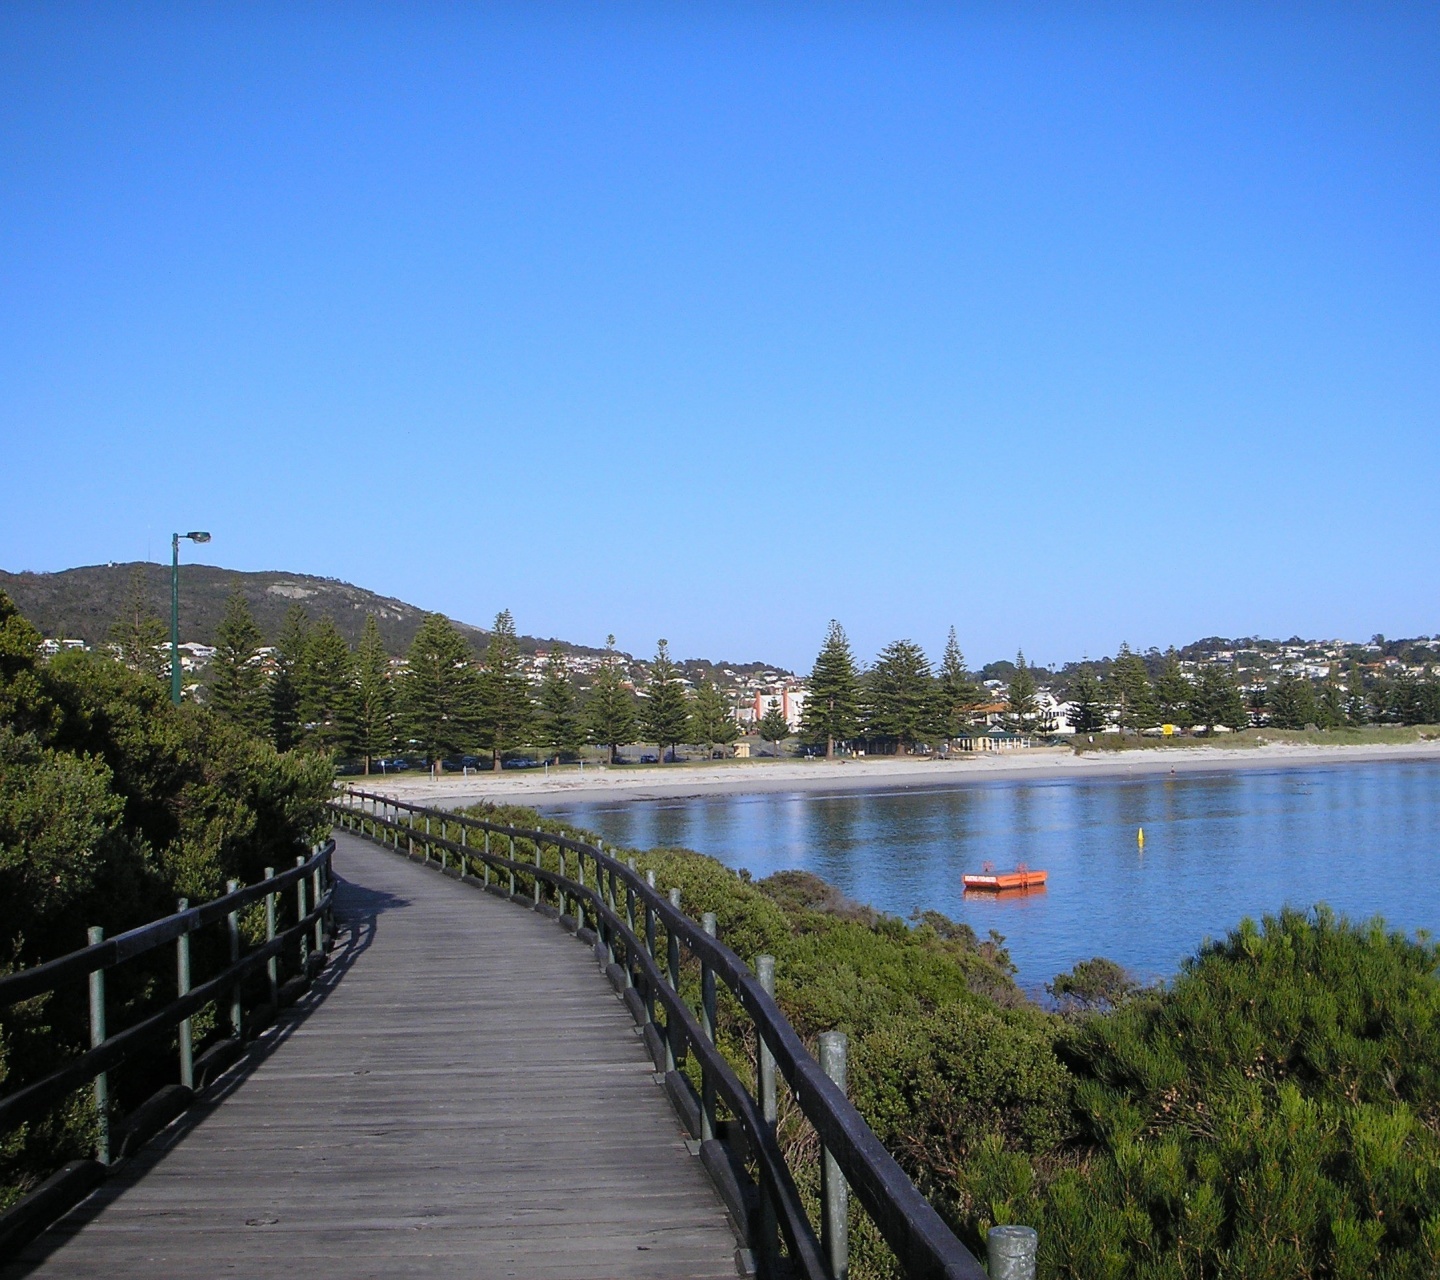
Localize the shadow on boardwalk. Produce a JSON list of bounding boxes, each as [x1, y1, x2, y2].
[[7, 833, 738, 1279]]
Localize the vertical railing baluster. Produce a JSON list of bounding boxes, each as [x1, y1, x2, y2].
[[312, 856, 324, 956], [87, 926, 109, 1164], [534, 839, 542, 907], [177, 900, 193, 1089], [700, 912, 718, 1141], [665, 888, 681, 1071], [622, 859, 637, 989], [264, 868, 278, 1005], [644, 871, 658, 1025], [819, 1031, 850, 1280], [484, 829, 491, 888], [296, 855, 310, 968], [460, 823, 467, 878], [226, 880, 243, 1040], [507, 835, 516, 898], [756, 954, 779, 1268]]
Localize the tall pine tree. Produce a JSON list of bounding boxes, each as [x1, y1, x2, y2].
[[299, 617, 358, 755], [689, 678, 738, 756], [1154, 648, 1193, 729], [1005, 651, 1039, 733], [799, 621, 861, 759], [935, 627, 980, 739], [208, 588, 268, 737], [536, 644, 584, 762], [1067, 666, 1109, 734], [353, 614, 394, 773], [865, 639, 936, 753], [1107, 643, 1156, 731], [108, 565, 168, 682], [585, 635, 637, 764], [476, 609, 534, 770], [268, 605, 310, 750], [640, 639, 690, 763], [401, 613, 478, 768]]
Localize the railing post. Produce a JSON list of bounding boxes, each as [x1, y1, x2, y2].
[[699, 912, 718, 1141], [87, 926, 109, 1164], [643, 870, 657, 1024], [507, 835, 515, 898], [664, 888, 681, 1071], [534, 839, 542, 907], [264, 868, 278, 1005], [312, 857, 325, 955], [460, 823, 467, 878], [226, 880, 243, 1041], [176, 900, 193, 1089], [484, 829, 491, 888], [574, 846, 585, 929], [296, 855, 310, 968], [756, 954, 779, 1269], [988, 1227, 1038, 1280], [819, 1031, 849, 1280]]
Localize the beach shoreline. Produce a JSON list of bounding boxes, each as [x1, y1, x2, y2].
[[344, 739, 1440, 810]]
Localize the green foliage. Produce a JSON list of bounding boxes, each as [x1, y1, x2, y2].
[[353, 614, 395, 770], [476, 609, 534, 768], [1269, 671, 1318, 730], [107, 565, 168, 683], [1153, 648, 1193, 729], [1006, 652, 1039, 732], [537, 644, 585, 761], [1066, 667, 1108, 735], [689, 677, 738, 754], [640, 639, 690, 760], [865, 639, 936, 752], [1190, 663, 1248, 733], [758, 698, 791, 752], [206, 588, 268, 736], [1106, 644, 1156, 732], [585, 635, 636, 763], [401, 612, 478, 763], [0, 590, 332, 1206], [801, 620, 861, 758], [268, 605, 310, 750], [935, 627, 981, 738], [298, 617, 358, 755]]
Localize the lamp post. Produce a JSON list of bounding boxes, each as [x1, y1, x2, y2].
[[171, 531, 212, 705]]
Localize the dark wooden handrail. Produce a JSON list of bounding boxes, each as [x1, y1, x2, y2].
[[333, 789, 986, 1280], [0, 842, 336, 1155]]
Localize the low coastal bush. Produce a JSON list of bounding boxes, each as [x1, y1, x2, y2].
[[456, 800, 1440, 1280], [0, 591, 334, 1209]]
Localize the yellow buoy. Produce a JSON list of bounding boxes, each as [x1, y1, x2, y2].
[[1137, 827, 1145, 849]]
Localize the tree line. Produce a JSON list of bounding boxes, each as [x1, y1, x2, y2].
[[182, 587, 744, 770]]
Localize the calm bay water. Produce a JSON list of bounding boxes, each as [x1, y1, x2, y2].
[[541, 759, 1440, 988]]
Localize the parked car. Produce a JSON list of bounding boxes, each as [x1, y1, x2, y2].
[[502, 756, 538, 770]]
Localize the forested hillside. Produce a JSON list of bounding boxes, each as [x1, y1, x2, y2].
[[0, 563, 598, 656]]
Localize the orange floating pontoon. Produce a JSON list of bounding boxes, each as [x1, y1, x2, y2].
[[962, 861, 1048, 892]]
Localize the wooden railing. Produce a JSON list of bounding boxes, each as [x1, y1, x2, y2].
[[332, 789, 986, 1280], [0, 842, 336, 1254]]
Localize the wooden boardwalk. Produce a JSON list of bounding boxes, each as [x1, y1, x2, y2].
[[9, 830, 740, 1279]]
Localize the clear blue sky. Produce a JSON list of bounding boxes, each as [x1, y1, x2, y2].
[[2, 4, 1436, 671]]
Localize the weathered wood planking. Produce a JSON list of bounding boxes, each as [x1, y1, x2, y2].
[[7, 831, 739, 1279]]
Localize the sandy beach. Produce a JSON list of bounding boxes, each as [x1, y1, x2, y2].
[[343, 739, 1440, 810]]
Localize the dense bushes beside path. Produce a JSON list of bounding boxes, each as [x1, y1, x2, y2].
[[0, 591, 333, 1209], [455, 800, 1440, 1280]]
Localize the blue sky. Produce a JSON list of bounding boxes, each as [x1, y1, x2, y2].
[[2, 4, 1436, 671]]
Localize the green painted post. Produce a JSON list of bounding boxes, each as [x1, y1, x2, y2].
[[88, 926, 109, 1163], [296, 855, 310, 967], [507, 835, 515, 897], [623, 859, 637, 989], [819, 1031, 850, 1280], [665, 888, 681, 1071], [483, 829, 491, 887], [312, 857, 325, 955], [756, 954, 780, 1268], [177, 900, 194, 1089], [534, 840, 542, 907], [226, 880, 243, 1040], [460, 823, 467, 878], [700, 912, 718, 1141], [264, 869, 278, 1004], [643, 870, 658, 1024]]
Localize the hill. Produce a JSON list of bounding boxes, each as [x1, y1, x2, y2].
[[0, 562, 599, 657]]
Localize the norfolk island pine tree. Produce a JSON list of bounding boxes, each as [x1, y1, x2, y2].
[[800, 620, 861, 759]]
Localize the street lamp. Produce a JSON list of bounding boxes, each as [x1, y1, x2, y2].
[[171, 531, 211, 704]]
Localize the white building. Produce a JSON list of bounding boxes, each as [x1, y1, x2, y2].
[[753, 686, 808, 732]]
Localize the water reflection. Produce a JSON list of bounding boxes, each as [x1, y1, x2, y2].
[[542, 760, 1440, 988]]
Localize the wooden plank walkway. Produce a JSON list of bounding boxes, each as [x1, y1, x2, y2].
[[8, 830, 740, 1279]]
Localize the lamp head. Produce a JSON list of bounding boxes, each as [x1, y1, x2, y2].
[[184, 532, 211, 544]]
